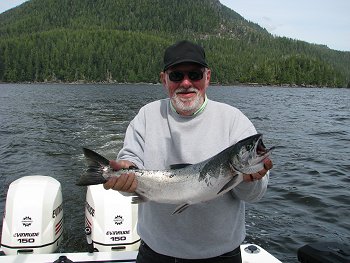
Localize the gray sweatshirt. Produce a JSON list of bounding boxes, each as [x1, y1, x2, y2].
[[117, 98, 268, 259]]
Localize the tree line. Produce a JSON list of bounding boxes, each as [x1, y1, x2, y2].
[[0, 0, 349, 87]]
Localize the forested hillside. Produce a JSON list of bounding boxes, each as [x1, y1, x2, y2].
[[0, 0, 349, 87]]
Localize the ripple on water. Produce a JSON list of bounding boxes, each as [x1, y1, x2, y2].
[[1, 85, 349, 263]]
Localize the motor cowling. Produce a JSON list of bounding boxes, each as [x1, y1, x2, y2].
[[1, 175, 63, 255], [85, 185, 140, 252]]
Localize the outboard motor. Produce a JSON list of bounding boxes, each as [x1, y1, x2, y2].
[[1, 175, 63, 255], [85, 185, 140, 252]]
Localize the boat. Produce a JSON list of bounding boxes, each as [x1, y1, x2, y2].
[[0, 244, 282, 262], [0, 176, 348, 262]]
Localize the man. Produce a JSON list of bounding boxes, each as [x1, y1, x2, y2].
[[104, 40, 273, 263]]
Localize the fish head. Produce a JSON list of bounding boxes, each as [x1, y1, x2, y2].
[[230, 134, 274, 174]]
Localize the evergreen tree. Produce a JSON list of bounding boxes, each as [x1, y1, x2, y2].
[[0, 0, 349, 87]]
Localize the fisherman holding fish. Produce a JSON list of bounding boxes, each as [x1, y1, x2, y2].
[[90, 41, 273, 263]]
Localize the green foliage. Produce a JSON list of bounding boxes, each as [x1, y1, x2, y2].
[[0, 0, 349, 87], [0, 29, 168, 83]]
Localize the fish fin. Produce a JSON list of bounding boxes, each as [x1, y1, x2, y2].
[[170, 163, 192, 169], [131, 195, 148, 204], [76, 148, 110, 186], [217, 176, 240, 195], [76, 169, 107, 186], [172, 203, 190, 214], [83, 148, 110, 166]]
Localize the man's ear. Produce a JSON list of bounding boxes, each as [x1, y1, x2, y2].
[[160, 72, 166, 86], [205, 69, 211, 84]]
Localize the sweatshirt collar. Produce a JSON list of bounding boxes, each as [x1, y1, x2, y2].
[[170, 95, 208, 116]]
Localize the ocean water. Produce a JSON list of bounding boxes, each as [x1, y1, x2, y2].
[[0, 84, 349, 262]]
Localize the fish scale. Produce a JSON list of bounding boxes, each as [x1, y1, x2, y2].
[[77, 133, 274, 214]]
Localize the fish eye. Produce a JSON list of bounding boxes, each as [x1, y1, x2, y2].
[[245, 143, 253, 151]]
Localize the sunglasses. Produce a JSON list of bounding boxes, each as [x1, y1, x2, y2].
[[168, 70, 204, 82]]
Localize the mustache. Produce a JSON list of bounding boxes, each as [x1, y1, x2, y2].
[[174, 87, 199, 95]]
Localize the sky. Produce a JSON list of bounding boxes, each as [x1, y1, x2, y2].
[[220, 0, 350, 52], [0, 0, 349, 52]]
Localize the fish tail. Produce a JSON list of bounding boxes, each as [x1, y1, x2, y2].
[[76, 148, 109, 186]]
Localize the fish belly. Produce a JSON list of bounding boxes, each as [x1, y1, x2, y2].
[[135, 170, 234, 204]]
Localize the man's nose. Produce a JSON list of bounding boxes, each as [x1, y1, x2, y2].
[[179, 76, 192, 87]]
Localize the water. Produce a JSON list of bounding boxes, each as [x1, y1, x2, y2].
[[0, 84, 349, 262]]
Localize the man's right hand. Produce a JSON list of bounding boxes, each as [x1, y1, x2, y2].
[[103, 160, 138, 193]]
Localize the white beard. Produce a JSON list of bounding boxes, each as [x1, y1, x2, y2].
[[171, 87, 203, 115]]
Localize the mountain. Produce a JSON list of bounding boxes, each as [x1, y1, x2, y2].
[[0, 0, 349, 87], [0, 0, 267, 37]]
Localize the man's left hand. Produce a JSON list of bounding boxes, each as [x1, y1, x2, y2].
[[243, 158, 273, 182]]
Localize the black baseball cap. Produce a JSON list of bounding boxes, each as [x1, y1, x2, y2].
[[163, 40, 208, 71]]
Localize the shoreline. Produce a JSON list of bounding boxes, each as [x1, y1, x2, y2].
[[0, 80, 347, 89]]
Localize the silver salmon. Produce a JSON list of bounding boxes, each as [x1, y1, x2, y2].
[[77, 133, 274, 214]]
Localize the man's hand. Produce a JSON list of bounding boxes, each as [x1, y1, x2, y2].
[[103, 160, 138, 193], [243, 158, 273, 182]]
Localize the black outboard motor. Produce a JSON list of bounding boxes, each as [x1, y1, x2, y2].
[[298, 242, 350, 263]]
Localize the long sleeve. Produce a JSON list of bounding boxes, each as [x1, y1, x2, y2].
[[232, 172, 269, 202], [117, 108, 146, 169]]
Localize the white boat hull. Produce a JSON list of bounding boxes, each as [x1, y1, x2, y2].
[[0, 244, 282, 262]]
